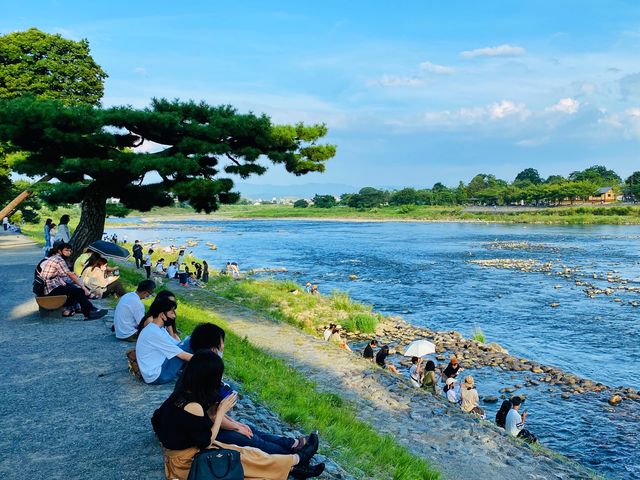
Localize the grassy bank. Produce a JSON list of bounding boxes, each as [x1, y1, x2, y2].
[[115, 268, 438, 480]]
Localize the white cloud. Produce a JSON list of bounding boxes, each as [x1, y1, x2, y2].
[[423, 100, 530, 126], [627, 107, 640, 118], [419, 61, 455, 75], [545, 97, 580, 114], [373, 74, 426, 87], [461, 44, 526, 58], [133, 67, 147, 74]]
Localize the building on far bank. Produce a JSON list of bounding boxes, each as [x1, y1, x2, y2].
[[588, 187, 616, 204]]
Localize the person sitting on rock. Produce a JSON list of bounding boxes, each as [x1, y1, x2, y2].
[[136, 297, 192, 384], [409, 356, 423, 387], [375, 345, 400, 374], [328, 327, 352, 352], [441, 355, 463, 383], [113, 279, 156, 341], [151, 350, 325, 480], [363, 339, 378, 361], [38, 242, 107, 321], [323, 323, 336, 341], [459, 375, 485, 418], [421, 360, 439, 395], [505, 396, 537, 443], [166, 261, 178, 279], [155, 258, 166, 275], [444, 378, 460, 403], [495, 400, 511, 429]]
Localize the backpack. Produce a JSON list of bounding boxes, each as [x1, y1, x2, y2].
[[32, 276, 45, 296]]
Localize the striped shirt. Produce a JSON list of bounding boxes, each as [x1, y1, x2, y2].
[[39, 254, 72, 295]]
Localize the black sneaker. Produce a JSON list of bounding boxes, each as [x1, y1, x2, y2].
[[296, 432, 319, 465], [86, 309, 108, 320], [290, 462, 325, 479]]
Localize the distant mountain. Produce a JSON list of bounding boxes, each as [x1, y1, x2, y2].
[[236, 183, 359, 199]]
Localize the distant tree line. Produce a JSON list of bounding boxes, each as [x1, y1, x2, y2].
[[295, 166, 640, 208]]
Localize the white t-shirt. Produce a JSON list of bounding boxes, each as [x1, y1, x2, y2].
[[155, 262, 164, 273], [144, 254, 152, 267], [114, 292, 145, 339], [166, 265, 177, 278], [446, 386, 461, 403], [505, 408, 524, 437], [323, 328, 332, 341], [409, 364, 422, 387], [136, 323, 183, 383]]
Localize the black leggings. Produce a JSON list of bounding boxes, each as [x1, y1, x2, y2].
[[48, 284, 93, 318], [144, 266, 151, 279]]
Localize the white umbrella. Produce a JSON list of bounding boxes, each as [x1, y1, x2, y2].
[[403, 339, 436, 357]]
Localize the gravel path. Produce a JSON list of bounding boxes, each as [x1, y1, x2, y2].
[[0, 233, 352, 480], [181, 287, 595, 480]]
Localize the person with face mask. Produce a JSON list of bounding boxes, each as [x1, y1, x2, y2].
[[136, 298, 193, 384], [80, 257, 126, 298]]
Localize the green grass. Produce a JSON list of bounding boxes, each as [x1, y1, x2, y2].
[[471, 326, 486, 343], [205, 276, 379, 333], [116, 267, 439, 480]]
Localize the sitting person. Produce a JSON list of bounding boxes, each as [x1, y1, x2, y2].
[[409, 356, 423, 387], [113, 279, 156, 341], [136, 298, 192, 384], [363, 339, 378, 362], [421, 360, 439, 395], [73, 249, 96, 275], [137, 290, 181, 342], [323, 323, 335, 341], [375, 345, 400, 374], [459, 375, 485, 418], [155, 258, 166, 275], [81, 256, 126, 298], [328, 327, 352, 352], [38, 242, 107, 320], [495, 400, 511, 429], [151, 350, 325, 480], [444, 378, 460, 404], [166, 261, 177, 279], [441, 355, 463, 383], [182, 323, 318, 456], [505, 396, 537, 443]]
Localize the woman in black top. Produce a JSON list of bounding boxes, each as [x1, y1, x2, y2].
[[495, 400, 512, 429], [152, 350, 324, 480], [441, 355, 463, 383], [375, 345, 400, 374]]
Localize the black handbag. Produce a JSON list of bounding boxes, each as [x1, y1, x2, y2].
[[187, 448, 244, 480]]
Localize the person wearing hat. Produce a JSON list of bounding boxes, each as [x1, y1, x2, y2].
[[441, 355, 464, 383], [444, 377, 460, 403], [505, 396, 537, 443], [460, 375, 485, 418]]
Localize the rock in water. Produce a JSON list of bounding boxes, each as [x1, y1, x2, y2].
[[608, 394, 622, 406], [482, 396, 498, 403], [348, 274, 358, 281]]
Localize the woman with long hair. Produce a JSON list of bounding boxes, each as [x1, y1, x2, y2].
[[151, 350, 324, 480], [80, 256, 126, 298], [495, 400, 511, 429], [421, 360, 439, 394], [54, 214, 71, 243]]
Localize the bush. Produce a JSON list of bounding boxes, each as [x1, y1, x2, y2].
[[471, 326, 486, 343], [347, 313, 378, 333], [293, 199, 309, 208]]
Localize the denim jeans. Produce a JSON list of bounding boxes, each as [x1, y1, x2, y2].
[[216, 425, 294, 455], [150, 356, 186, 384]]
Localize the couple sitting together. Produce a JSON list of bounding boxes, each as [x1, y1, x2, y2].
[[36, 242, 108, 320]]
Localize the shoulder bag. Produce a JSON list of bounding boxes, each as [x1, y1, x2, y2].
[[187, 448, 244, 480]]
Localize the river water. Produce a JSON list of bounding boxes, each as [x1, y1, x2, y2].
[[112, 219, 640, 478]]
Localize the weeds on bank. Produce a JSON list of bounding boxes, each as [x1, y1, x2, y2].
[[471, 326, 486, 343], [118, 268, 439, 480]]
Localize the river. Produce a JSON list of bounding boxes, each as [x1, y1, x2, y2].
[[111, 219, 640, 478]]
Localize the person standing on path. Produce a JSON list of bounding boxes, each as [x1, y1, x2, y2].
[[505, 396, 537, 443], [132, 240, 143, 268], [2, 216, 8, 231], [144, 248, 153, 279], [43, 218, 52, 253], [54, 214, 71, 243]]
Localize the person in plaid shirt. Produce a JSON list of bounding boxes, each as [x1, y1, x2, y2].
[[39, 242, 107, 320]]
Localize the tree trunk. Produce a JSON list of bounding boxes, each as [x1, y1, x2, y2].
[[71, 192, 107, 261], [0, 174, 52, 220]]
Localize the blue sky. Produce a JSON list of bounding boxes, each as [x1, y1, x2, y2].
[[3, 1, 640, 189]]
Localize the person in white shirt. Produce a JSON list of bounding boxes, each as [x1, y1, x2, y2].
[[144, 248, 153, 279], [155, 258, 166, 275], [113, 280, 156, 341], [444, 377, 460, 403], [54, 214, 71, 243], [136, 297, 192, 384], [2, 216, 8, 231], [409, 356, 423, 388], [505, 396, 537, 443], [166, 262, 177, 279], [323, 324, 335, 341]]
